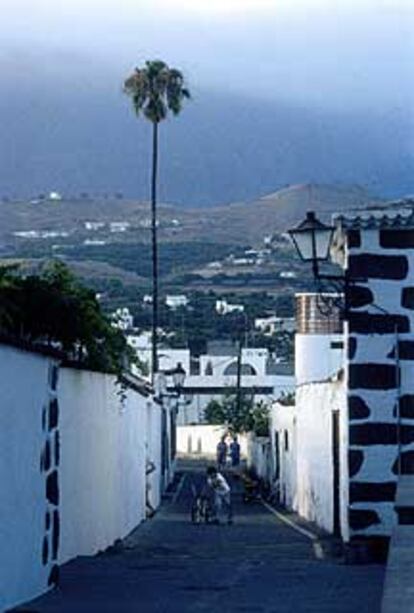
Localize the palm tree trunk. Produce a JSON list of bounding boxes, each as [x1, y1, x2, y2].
[[151, 120, 159, 381]]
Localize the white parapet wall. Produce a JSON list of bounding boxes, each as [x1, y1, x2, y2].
[[246, 435, 272, 482], [177, 424, 248, 458], [269, 402, 297, 508], [58, 368, 147, 564], [0, 343, 162, 611], [0, 346, 53, 611], [295, 377, 347, 534]]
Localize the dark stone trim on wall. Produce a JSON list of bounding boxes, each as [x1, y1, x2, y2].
[[348, 230, 361, 249], [48, 565, 59, 587], [48, 399, 59, 431], [349, 363, 397, 390], [350, 423, 414, 445], [40, 362, 61, 589], [46, 470, 59, 506], [52, 510, 60, 560], [348, 337, 357, 361], [348, 312, 410, 335], [349, 509, 380, 530], [348, 286, 374, 309], [348, 450, 364, 478], [400, 395, 414, 419], [397, 341, 414, 360], [402, 287, 414, 310], [380, 229, 414, 249], [349, 481, 397, 503], [348, 253, 408, 280], [392, 451, 414, 475], [349, 396, 370, 420]]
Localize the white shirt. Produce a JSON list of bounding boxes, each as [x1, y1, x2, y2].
[[208, 472, 230, 495]]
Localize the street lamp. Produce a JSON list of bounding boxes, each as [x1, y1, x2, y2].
[[168, 362, 186, 395], [287, 210, 348, 316], [156, 362, 187, 472], [287, 211, 336, 279]]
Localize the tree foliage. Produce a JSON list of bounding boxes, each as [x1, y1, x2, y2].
[[204, 393, 270, 436], [0, 261, 133, 374], [124, 60, 190, 123]]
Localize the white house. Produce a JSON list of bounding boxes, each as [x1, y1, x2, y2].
[[84, 221, 106, 231], [165, 294, 189, 310], [255, 315, 296, 336], [48, 191, 62, 201], [111, 307, 134, 331], [109, 221, 130, 233], [159, 342, 294, 425], [215, 299, 244, 315]]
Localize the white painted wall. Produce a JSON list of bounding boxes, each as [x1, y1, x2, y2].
[[0, 347, 52, 611], [145, 401, 162, 511], [177, 374, 295, 426], [295, 379, 346, 534], [269, 402, 297, 508], [0, 343, 164, 611], [268, 379, 347, 536], [199, 348, 268, 377], [246, 435, 272, 482], [295, 334, 344, 385], [58, 369, 147, 564], [177, 425, 247, 458]]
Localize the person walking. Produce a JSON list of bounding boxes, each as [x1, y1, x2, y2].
[[206, 466, 233, 524], [229, 435, 241, 468], [216, 435, 228, 470]]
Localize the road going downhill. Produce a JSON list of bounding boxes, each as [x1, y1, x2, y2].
[[21, 461, 385, 613]]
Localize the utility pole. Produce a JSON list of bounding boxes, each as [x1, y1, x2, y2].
[[235, 312, 248, 428], [235, 336, 243, 426]]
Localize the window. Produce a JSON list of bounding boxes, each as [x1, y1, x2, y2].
[[284, 430, 289, 451]]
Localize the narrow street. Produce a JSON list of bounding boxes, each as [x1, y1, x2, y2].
[[23, 461, 385, 613]]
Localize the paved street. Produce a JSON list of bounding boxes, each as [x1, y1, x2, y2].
[[22, 462, 385, 613]]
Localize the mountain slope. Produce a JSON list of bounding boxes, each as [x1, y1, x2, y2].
[[0, 184, 384, 247]]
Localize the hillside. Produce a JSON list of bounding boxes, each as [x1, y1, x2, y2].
[[0, 183, 383, 248], [196, 183, 384, 244]]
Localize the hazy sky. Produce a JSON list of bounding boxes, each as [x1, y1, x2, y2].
[[2, 0, 413, 111]]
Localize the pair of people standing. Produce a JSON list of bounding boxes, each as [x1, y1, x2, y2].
[[216, 435, 240, 470]]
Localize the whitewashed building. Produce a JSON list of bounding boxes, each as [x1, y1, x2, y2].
[[215, 299, 245, 315], [111, 307, 134, 331], [266, 200, 414, 560], [159, 342, 294, 425], [165, 294, 189, 310], [255, 315, 295, 336]]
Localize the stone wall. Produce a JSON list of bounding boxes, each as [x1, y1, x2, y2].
[[345, 225, 414, 547]]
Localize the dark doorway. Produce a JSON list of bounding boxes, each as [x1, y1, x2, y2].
[[332, 410, 341, 537]]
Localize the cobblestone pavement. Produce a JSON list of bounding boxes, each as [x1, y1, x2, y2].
[[22, 462, 385, 613]]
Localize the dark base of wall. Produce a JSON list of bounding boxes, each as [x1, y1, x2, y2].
[[345, 536, 389, 564]]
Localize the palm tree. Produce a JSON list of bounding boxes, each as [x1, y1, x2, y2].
[[124, 60, 190, 380]]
